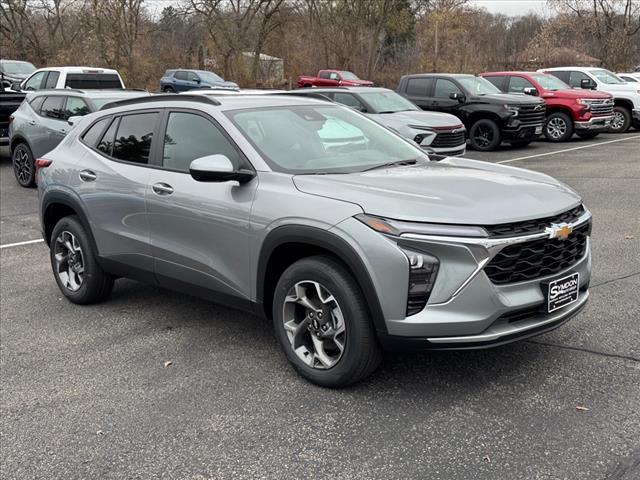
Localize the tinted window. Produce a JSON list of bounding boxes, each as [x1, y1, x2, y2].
[[484, 75, 505, 91], [40, 96, 65, 119], [333, 93, 366, 111], [29, 96, 45, 113], [508, 76, 535, 93], [568, 71, 591, 88], [64, 97, 91, 118], [174, 71, 188, 80], [163, 112, 241, 172], [112, 113, 158, 164], [549, 71, 570, 84], [97, 119, 119, 155], [405, 78, 432, 96], [23, 71, 47, 91], [319, 71, 331, 79], [82, 118, 110, 147], [434, 79, 462, 98], [44, 71, 60, 89], [65, 73, 122, 89]]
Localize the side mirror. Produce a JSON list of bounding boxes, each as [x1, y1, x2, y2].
[[189, 154, 255, 183], [523, 87, 539, 96], [194, 78, 201, 84], [67, 115, 82, 126], [449, 92, 465, 102], [12, 81, 22, 91], [580, 78, 596, 90]]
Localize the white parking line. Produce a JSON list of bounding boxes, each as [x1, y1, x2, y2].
[[496, 135, 640, 164], [0, 238, 45, 249]]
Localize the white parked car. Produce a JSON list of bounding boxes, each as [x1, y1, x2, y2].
[[15, 66, 125, 92], [540, 67, 640, 132], [617, 72, 640, 83]]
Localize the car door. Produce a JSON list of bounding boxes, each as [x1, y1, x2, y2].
[[507, 76, 536, 94], [401, 77, 434, 110], [187, 71, 202, 89], [35, 95, 69, 157], [173, 71, 189, 91], [332, 92, 367, 112], [73, 111, 160, 277], [21, 70, 47, 91], [146, 109, 258, 301], [431, 78, 463, 113]]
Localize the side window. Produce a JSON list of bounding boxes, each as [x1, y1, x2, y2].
[[97, 118, 118, 155], [64, 97, 91, 118], [112, 112, 158, 164], [508, 76, 535, 93], [162, 112, 241, 172], [40, 96, 65, 119], [568, 71, 591, 88], [548, 71, 569, 84], [44, 71, 60, 89], [329, 72, 340, 81], [485, 75, 506, 91], [174, 71, 188, 81], [434, 79, 462, 98], [405, 78, 432, 96], [333, 93, 366, 111], [82, 118, 110, 147], [187, 72, 200, 82], [29, 96, 45, 113], [23, 71, 47, 91], [319, 71, 330, 79]]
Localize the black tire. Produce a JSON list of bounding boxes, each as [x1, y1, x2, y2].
[[576, 131, 600, 140], [609, 105, 631, 133], [510, 140, 532, 148], [544, 112, 574, 142], [162, 86, 176, 93], [272, 255, 382, 388], [49, 215, 114, 305], [12, 142, 36, 188], [468, 118, 501, 151]]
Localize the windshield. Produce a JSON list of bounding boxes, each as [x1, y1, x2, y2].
[[198, 71, 224, 83], [591, 69, 625, 84], [1, 61, 36, 76], [457, 76, 501, 95], [340, 71, 359, 80], [359, 91, 418, 113], [530, 73, 569, 90], [226, 105, 425, 174]]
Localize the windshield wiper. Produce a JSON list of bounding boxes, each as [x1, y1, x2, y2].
[[362, 159, 417, 172]]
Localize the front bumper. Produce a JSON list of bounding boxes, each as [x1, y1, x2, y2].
[[502, 123, 543, 141], [575, 115, 613, 131], [423, 145, 466, 156]]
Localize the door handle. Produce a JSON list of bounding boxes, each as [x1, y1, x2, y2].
[[28, 120, 37, 126], [152, 182, 174, 195], [79, 170, 97, 182]]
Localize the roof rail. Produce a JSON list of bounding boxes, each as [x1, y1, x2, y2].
[[30, 88, 85, 94], [99, 93, 221, 111], [277, 91, 333, 102]]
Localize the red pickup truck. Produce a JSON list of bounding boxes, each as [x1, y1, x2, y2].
[[481, 71, 614, 142], [297, 70, 374, 88]]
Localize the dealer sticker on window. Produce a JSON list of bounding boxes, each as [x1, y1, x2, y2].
[[547, 272, 579, 313]]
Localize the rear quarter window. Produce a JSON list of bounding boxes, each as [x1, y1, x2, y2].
[[65, 73, 123, 89], [82, 117, 110, 147]]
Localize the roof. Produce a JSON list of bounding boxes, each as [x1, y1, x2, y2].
[[293, 86, 391, 94], [402, 73, 475, 78], [26, 89, 148, 99], [33, 66, 120, 74], [540, 66, 604, 72]]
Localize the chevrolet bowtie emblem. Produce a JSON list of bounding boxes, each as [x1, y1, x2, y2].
[[546, 223, 573, 240]]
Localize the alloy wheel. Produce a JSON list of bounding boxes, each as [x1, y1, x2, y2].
[[546, 117, 567, 140], [611, 111, 625, 131], [13, 147, 32, 184], [53, 230, 85, 292], [473, 124, 494, 148], [282, 280, 346, 369]]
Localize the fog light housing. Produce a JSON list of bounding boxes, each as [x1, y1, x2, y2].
[[402, 248, 439, 316]]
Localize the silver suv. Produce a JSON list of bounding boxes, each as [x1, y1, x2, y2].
[[38, 95, 592, 387]]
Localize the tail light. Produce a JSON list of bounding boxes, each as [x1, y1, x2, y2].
[[34, 158, 52, 184]]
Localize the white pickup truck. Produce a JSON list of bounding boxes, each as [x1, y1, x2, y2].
[[540, 66, 640, 133], [13, 66, 125, 92]]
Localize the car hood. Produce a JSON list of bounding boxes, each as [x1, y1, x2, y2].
[[203, 80, 239, 90], [374, 110, 463, 129], [346, 79, 374, 86], [542, 89, 611, 100], [599, 82, 640, 94], [292, 158, 581, 225], [470, 93, 544, 105]]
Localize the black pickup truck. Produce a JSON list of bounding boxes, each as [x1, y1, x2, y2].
[[397, 73, 546, 151], [0, 90, 26, 157]]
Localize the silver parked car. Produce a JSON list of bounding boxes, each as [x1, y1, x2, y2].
[[9, 89, 150, 187], [293, 87, 467, 156], [38, 95, 591, 387]]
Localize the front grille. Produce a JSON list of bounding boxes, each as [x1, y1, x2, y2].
[[518, 104, 546, 126], [484, 205, 585, 238], [584, 99, 614, 116], [431, 130, 466, 148], [484, 222, 590, 284]]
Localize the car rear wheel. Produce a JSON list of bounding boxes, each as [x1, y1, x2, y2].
[[50, 215, 114, 305], [12, 143, 36, 188], [544, 112, 573, 142], [163, 86, 176, 93], [609, 106, 631, 133], [273, 256, 382, 388], [468, 119, 501, 151], [576, 132, 600, 140]]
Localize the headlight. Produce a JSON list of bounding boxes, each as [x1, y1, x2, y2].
[[576, 98, 590, 106], [355, 214, 488, 238]]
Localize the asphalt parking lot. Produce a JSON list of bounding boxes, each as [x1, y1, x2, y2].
[[1, 132, 639, 479]]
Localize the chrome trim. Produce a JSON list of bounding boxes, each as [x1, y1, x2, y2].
[[427, 290, 589, 344]]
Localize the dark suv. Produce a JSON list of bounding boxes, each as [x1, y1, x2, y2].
[[397, 74, 546, 151]]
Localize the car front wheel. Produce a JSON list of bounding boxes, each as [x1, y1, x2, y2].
[[468, 119, 501, 151], [12, 143, 36, 188], [544, 112, 574, 142], [50, 215, 114, 304], [609, 106, 631, 133], [273, 256, 382, 387]]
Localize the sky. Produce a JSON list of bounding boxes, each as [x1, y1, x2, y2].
[[469, 0, 552, 17]]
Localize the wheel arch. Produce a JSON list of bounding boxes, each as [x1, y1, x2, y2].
[[256, 225, 388, 335], [613, 98, 633, 111], [10, 134, 31, 155], [41, 190, 97, 253]]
